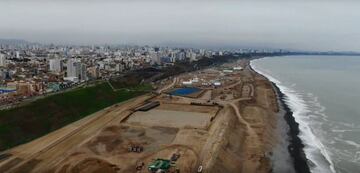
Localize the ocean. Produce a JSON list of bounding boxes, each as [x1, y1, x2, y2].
[[251, 55, 360, 173]]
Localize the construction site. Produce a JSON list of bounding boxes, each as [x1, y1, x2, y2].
[[0, 59, 279, 173]]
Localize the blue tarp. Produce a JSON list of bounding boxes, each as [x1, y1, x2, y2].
[[170, 87, 200, 96]]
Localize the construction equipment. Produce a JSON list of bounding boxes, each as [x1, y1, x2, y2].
[[128, 145, 144, 153], [148, 159, 171, 173], [170, 153, 180, 162], [136, 162, 145, 170]]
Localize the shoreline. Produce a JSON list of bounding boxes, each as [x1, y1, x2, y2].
[[249, 60, 311, 173], [272, 83, 311, 173]]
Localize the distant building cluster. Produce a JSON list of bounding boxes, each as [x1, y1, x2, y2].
[[0, 42, 286, 108], [0, 44, 219, 106]]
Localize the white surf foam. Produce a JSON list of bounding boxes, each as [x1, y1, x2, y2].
[[251, 59, 336, 173], [331, 129, 359, 133]]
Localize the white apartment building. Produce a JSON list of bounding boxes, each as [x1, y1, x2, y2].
[[49, 58, 62, 72], [0, 53, 6, 67]]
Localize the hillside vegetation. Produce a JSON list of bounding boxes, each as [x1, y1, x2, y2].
[[0, 83, 151, 151]]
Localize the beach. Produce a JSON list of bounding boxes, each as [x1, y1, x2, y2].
[[249, 61, 312, 173], [252, 55, 360, 173]]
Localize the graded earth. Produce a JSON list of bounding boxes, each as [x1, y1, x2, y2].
[[0, 59, 279, 173]]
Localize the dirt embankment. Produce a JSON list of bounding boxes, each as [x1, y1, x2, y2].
[[202, 106, 246, 173], [204, 61, 279, 173]]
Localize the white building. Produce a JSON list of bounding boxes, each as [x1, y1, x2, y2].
[[0, 53, 6, 67], [49, 58, 62, 72], [182, 81, 193, 85], [233, 66, 243, 71], [188, 52, 197, 62], [213, 82, 221, 86], [223, 69, 233, 73], [67, 59, 77, 78], [15, 51, 20, 59], [66, 59, 87, 81]]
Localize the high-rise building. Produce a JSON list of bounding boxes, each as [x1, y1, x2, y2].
[[66, 59, 87, 81], [199, 49, 205, 56], [15, 51, 20, 59], [0, 53, 6, 67], [49, 58, 62, 72], [66, 59, 77, 78], [80, 64, 87, 81]]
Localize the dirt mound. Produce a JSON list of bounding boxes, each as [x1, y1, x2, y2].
[[103, 125, 122, 133], [205, 108, 246, 173], [59, 158, 118, 173]]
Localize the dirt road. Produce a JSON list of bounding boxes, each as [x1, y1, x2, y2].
[[0, 94, 152, 173]]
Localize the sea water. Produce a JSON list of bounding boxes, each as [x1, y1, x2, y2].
[[251, 55, 360, 173]]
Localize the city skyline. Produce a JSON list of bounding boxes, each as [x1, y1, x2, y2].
[[1, 0, 360, 51]]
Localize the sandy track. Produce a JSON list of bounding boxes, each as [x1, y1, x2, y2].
[[2, 94, 152, 173]]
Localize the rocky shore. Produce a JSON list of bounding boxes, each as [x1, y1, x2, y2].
[[250, 62, 311, 173], [272, 83, 311, 173]]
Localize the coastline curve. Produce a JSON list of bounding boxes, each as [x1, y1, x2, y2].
[[250, 58, 335, 173]]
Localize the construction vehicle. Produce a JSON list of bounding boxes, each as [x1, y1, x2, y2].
[[148, 159, 171, 173], [170, 153, 180, 162], [136, 162, 145, 171], [128, 145, 144, 153]]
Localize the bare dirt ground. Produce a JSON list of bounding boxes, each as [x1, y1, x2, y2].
[[0, 59, 279, 173], [127, 109, 212, 129]]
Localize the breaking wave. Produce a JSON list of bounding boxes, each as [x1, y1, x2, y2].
[[251, 59, 335, 173]]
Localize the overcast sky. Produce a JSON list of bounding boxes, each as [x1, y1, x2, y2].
[[1, 0, 360, 51]]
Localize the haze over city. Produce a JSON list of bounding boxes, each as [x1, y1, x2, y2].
[[2, 0, 360, 173], [1, 0, 360, 51]]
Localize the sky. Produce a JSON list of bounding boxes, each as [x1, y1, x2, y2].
[[1, 0, 360, 51]]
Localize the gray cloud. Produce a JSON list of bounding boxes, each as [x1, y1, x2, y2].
[[1, 0, 359, 51]]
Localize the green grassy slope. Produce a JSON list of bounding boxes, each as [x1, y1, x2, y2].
[[0, 83, 151, 151]]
